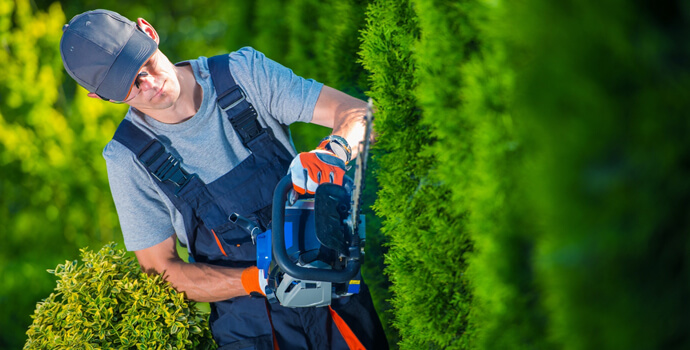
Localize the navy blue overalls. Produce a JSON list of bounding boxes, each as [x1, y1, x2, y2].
[[112, 54, 388, 350]]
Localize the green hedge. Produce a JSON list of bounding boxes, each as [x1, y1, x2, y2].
[[360, 0, 466, 348], [458, 1, 553, 349], [515, 0, 690, 348], [362, 0, 690, 348]]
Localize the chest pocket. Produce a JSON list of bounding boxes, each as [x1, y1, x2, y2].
[[199, 147, 290, 264]]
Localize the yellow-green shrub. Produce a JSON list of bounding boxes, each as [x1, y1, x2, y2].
[[24, 243, 215, 350]]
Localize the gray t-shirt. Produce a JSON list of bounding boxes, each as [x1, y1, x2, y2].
[[103, 47, 323, 251]]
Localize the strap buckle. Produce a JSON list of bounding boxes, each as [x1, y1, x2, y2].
[[138, 140, 194, 195], [151, 154, 182, 182], [151, 154, 195, 195], [231, 105, 263, 142], [217, 85, 246, 112]]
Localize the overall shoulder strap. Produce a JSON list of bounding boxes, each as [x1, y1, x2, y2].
[[207, 54, 266, 148], [112, 119, 228, 255], [113, 119, 195, 196]]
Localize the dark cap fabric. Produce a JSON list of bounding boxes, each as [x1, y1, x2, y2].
[[60, 10, 157, 101]]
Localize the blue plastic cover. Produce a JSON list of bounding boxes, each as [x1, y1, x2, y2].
[[256, 229, 272, 278], [284, 221, 293, 249]]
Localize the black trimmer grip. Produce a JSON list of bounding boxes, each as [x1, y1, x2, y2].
[[272, 175, 360, 283]]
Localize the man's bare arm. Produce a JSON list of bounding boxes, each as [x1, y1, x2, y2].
[[135, 234, 247, 302], [311, 86, 371, 159]]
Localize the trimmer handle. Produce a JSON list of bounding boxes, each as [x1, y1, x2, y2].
[[272, 175, 360, 283]]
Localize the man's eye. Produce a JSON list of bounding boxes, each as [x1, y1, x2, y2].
[[134, 72, 150, 89]]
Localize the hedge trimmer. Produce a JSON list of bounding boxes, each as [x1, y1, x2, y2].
[[253, 98, 375, 307]]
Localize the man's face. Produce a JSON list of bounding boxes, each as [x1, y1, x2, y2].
[[122, 50, 181, 111]]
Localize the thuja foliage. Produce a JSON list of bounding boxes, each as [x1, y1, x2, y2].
[[452, 1, 553, 349], [515, 0, 690, 349], [368, 0, 690, 349], [360, 0, 470, 348], [24, 243, 216, 349]]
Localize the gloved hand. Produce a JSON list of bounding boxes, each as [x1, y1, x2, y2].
[[289, 147, 346, 195], [241, 266, 267, 296]]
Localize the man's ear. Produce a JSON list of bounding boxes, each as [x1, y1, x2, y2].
[[136, 18, 160, 45], [87, 92, 116, 103]]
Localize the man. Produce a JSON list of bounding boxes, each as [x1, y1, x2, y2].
[[60, 9, 387, 350]]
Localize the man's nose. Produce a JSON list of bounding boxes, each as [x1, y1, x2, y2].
[[136, 73, 155, 91]]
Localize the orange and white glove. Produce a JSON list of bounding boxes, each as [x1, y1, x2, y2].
[[241, 266, 267, 295], [289, 139, 348, 195]]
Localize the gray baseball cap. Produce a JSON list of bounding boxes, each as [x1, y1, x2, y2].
[[60, 10, 157, 101]]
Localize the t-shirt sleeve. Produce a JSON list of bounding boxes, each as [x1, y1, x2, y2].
[[229, 47, 324, 125], [103, 140, 177, 251]]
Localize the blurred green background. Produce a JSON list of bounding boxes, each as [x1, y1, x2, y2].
[[3, 0, 690, 349]]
